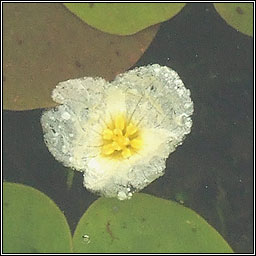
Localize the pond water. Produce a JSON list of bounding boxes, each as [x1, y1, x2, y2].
[[3, 3, 253, 253]]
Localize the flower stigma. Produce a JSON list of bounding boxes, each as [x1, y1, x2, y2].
[[101, 114, 142, 159]]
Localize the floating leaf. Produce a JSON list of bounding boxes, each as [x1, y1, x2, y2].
[[214, 3, 253, 37], [73, 193, 233, 253], [64, 3, 185, 35], [3, 3, 159, 110], [3, 182, 72, 253]]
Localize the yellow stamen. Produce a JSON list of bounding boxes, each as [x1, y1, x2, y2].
[[102, 144, 115, 155], [102, 129, 113, 140], [125, 123, 137, 136], [115, 115, 125, 130], [112, 141, 122, 151], [123, 137, 130, 146], [116, 136, 130, 147], [130, 138, 143, 149], [113, 128, 122, 136], [101, 114, 143, 159], [121, 148, 132, 158]]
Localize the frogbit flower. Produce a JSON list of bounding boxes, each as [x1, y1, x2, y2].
[[41, 64, 194, 200]]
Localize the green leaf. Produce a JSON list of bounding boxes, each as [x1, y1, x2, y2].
[[3, 182, 72, 253], [64, 3, 185, 35], [214, 3, 253, 37], [73, 193, 233, 253], [3, 3, 159, 110]]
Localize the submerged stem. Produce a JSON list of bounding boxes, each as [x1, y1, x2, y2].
[[66, 168, 75, 190]]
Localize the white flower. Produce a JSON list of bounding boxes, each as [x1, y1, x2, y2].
[[41, 64, 194, 200]]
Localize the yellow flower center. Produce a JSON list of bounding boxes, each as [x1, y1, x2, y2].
[[101, 114, 142, 159]]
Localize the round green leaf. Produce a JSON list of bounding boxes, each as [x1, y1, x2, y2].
[[3, 3, 159, 110], [3, 182, 72, 253], [214, 3, 253, 37], [64, 3, 185, 35], [73, 193, 233, 253]]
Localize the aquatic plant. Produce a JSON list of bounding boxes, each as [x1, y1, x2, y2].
[[4, 182, 233, 253], [41, 64, 194, 200], [64, 3, 186, 35]]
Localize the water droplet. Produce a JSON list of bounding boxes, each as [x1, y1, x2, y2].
[[62, 112, 71, 120], [117, 191, 127, 200], [82, 234, 91, 244]]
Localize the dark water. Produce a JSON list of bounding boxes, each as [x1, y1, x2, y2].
[[3, 3, 253, 253]]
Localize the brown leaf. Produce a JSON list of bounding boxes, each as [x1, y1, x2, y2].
[[3, 3, 159, 110]]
